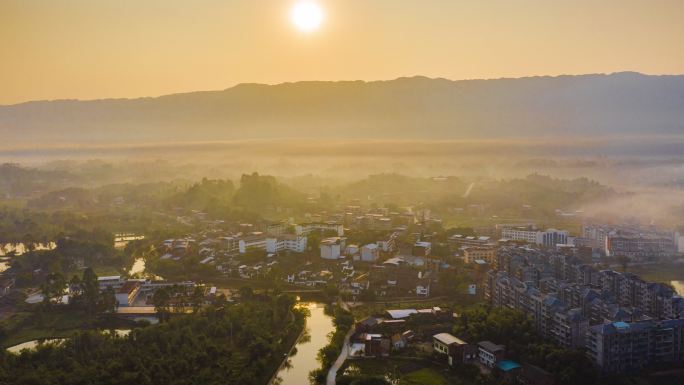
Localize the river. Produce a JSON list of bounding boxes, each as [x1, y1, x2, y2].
[[271, 302, 334, 385], [0, 242, 56, 274], [0, 242, 56, 256]]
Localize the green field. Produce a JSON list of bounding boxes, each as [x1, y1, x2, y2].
[[627, 263, 684, 285], [339, 357, 470, 385]]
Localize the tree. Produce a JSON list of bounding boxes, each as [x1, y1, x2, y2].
[[617, 255, 630, 272], [190, 286, 205, 314], [40, 272, 66, 310], [153, 287, 171, 322], [100, 286, 117, 316], [239, 286, 253, 300], [81, 267, 100, 318]]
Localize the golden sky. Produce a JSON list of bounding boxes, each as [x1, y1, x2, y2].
[[1, 0, 683, 105]]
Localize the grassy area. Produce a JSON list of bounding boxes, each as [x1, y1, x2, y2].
[[402, 368, 452, 385], [340, 358, 467, 385], [1, 308, 136, 348], [93, 265, 125, 277], [627, 262, 684, 284]]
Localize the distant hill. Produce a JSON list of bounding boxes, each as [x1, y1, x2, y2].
[[1, 72, 683, 144]]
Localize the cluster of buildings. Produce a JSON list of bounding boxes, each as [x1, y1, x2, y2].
[[348, 307, 451, 358], [320, 233, 397, 262], [578, 224, 681, 259], [97, 275, 208, 308], [453, 223, 681, 264], [348, 307, 551, 384], [339, 255, 445, 299], [299, 203, 440, 232], [485, 246, 684, 374]]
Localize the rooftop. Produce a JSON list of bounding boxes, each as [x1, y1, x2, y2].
[[433, 333, 467, 346], [478, 340, 505, 353]]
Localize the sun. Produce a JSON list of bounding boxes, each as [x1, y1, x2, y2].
[[291, 1, 324, 32]]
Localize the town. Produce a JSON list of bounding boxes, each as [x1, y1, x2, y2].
[[6, 194, 684, 383]]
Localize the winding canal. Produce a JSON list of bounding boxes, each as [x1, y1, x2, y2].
[[271, 302, 335, 385]]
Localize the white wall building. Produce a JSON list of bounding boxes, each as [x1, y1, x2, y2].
[[266, 235, 307, 253], [360, 243, 379, 262], [295, 222, 344, 237], [320, 237, 346, 259], [239, 234, 268, 254], [501, 227, 568, 247]]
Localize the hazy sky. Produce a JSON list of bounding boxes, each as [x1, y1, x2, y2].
[[1, 0, 683, 105]]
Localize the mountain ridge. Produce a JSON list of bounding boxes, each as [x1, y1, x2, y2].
[[1, 72, 683, 144]]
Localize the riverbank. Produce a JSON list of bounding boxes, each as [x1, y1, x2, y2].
[[261, 306, 307, 385], [271, 302, 336, 385], [309, 303, 354, 385]]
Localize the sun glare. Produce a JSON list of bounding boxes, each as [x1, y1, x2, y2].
[[291, 1, 324, 32]]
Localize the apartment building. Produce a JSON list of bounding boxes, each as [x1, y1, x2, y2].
[[295, 222, 345, 237], [464, 247, 496, 264], [266, 234, 307, 253], [238, 233, 268, 254], [501, 227, 568, 248], [587, 319, 684, 374]]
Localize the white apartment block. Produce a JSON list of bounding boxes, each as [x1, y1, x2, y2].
[[266, 235, 307, 253], [295, 222, 345, 237], [239, 234, 268, 254], [501, 227, 568, 248]]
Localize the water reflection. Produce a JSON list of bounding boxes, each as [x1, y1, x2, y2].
[[6, 339, 65, 354], [271, 302, 334, 385], [0, 242, 56, 256]]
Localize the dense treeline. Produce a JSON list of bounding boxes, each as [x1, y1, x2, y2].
[[0, 294, 304, 385]]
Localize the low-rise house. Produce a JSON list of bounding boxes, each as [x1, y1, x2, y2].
[[345, 244, 360, 256], [361, 243, 379, 262], [416, 278, 431, 297], [413, 241, 432, 256], [433, 333, 473, 366], [320, 237, 346, 259], [386, 309, 419, 319], [478, 340, 505, 368], [115, 281, 142, 307], [363, 333, 390, 357], [355, 316, 382, 333]]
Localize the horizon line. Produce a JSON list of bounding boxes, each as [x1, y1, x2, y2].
[[3, 70, 682, 107]]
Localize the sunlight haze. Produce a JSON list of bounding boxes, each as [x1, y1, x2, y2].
[[1, 0, 683, 104]]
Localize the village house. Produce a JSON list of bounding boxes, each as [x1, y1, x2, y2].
[[478, 340, 506, 368]]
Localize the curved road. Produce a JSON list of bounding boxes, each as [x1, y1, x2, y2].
[[326, 328, 353, 385], [326, 300, 354, 385]]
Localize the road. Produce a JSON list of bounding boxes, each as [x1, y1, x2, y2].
[[326, 327, 353, 385], [326, 300, 353, 385]]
